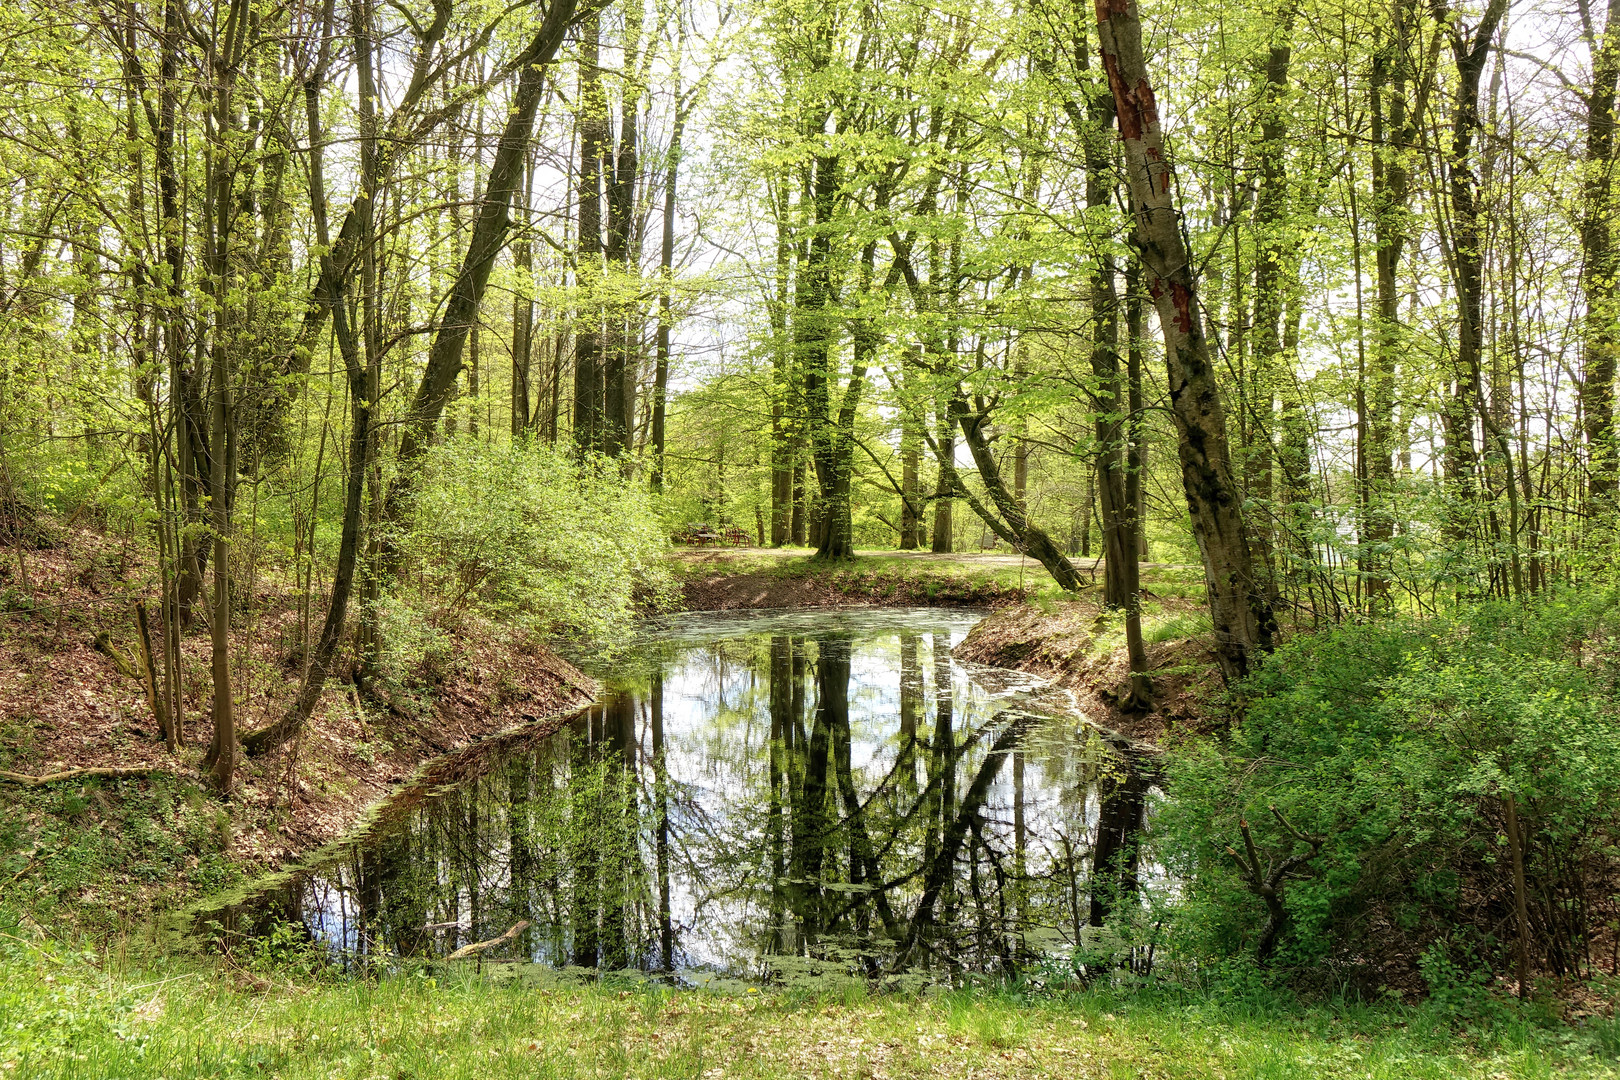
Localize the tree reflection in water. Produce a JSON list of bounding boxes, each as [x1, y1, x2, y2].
[[197, 610, 1152, 985]]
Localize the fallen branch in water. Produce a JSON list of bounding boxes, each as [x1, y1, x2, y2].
[[446, 920, 531, 960], [0, 766, 171, 787]]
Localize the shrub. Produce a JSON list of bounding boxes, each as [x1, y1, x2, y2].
[[1156, 592, 1620, 990], [394, 438, 673, 649]]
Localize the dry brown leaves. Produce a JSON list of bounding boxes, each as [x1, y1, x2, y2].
[[1, 522, 593, 877]]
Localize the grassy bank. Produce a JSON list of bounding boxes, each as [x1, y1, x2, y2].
[[0, 775, 242, 940], [3, 944, 1617, 1079]]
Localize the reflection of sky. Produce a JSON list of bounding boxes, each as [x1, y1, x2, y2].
[[647, 609, 1103, 972], [226, 608, 1150, 976]]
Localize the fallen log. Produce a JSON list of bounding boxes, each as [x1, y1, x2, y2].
[[0, 766, 171, 788], [446, 920, 531, 960]]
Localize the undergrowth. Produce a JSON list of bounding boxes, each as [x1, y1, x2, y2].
[[1, 933, 1616, 1079], [0, 775, 240, 937]]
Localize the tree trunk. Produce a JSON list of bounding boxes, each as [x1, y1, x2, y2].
[[242, 6, 374, 757], [383, 0, 581, 529], [1074, 26, 1152, 701], [796, 142, 863, 560], [1442, 0, 1514, 590], [1247, 0, 1301, 610], [900, 421, 921, 548], [650, 81, 690, 490], [1093, 0, 1275, 682], [603, 6, 642, 458], [1123, 262, 1153, 693], [1582, 0, 1620, 508], [1366, 1, 1438, 598], [573, 10, 607, 455], [1504, 792, 1534, 997], [511, 151, 535, 436], [941, 390, 1086, 591], [810, 245, 885, 560], [152, 0, 205, 633], [931, 403, 954, 553], [201, 0, 251, 795]]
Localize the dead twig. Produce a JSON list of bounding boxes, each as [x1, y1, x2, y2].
[[5, 847, 43, 885]]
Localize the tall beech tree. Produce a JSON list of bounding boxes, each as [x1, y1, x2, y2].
[[1581, 0, 1620, 508], [1093, 0, 1276, 681]]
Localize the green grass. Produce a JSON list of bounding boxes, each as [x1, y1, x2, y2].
[[3, 943, 1617, 1079], [0, 775, 243, 936], [1143, 611, 1214, 645]]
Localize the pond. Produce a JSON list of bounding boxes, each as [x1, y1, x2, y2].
[[177, 608, 1156, 988]]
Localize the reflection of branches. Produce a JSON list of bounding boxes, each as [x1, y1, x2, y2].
[[815, 715, 1006, 931], [893, 711, 1038, 970], [1050, 830, 1089, 968], [851, 717, 1001, 867], [969, 813, 1017, 974]]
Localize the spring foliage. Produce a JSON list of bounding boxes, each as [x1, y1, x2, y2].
[[1156, 594, 1620, 983], [398, 439, 673, 644]]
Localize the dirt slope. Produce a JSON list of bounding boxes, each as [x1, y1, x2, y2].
[[0, 522, 593, 882], [672, 549, 1032, 610], [953, 598, 1225, 742]]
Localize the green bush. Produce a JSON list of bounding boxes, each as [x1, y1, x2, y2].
[[1156, 592, 1620, 989], [395, 438, 673, 649]]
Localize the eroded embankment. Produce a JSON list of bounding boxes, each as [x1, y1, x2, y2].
[[953, 598, 1223, 742], [672, 550, 1031, 611], [0, 523, 594, 929]]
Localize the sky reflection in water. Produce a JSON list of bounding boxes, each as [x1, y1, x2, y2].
[[201, 608, 1144, 985]]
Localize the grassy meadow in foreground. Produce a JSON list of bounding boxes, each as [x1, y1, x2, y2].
[[4, 950, 1618, 1080]]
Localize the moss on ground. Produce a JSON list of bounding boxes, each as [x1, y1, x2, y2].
[[0, 775, 242, 938]]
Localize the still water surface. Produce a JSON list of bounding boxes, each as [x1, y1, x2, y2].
[[188, 608, 1149, 986]]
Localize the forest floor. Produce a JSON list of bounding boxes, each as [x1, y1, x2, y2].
[[0, 519, 594, 936]]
